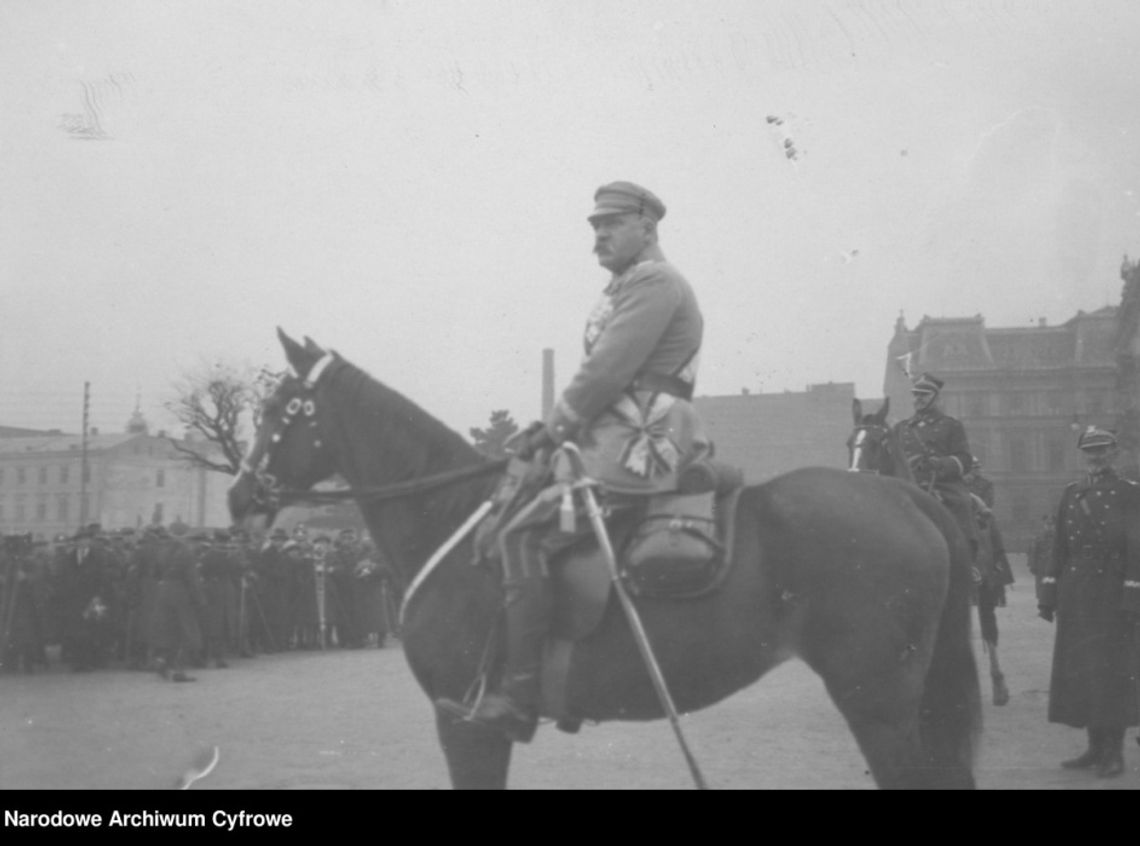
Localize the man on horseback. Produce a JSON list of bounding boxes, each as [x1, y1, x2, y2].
[[893, 373, 979, 558], [1037, 426, 1140, 778], [437, 180, 712, 742]]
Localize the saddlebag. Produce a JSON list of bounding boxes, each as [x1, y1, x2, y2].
[[622, 492, 722, 598]]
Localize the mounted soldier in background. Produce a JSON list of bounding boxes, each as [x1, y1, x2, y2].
[[893, 373, 979, 559]]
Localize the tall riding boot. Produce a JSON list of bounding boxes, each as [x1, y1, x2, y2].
[[1061, 728, 1102, 770], [436, 575, 553, 743], [1096, 727, 1125, 778]]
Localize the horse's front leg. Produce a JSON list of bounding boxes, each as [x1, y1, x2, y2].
[[435, 708, 514, 789], [982, 640, 1009, 707]]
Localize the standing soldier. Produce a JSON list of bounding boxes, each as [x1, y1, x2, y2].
[[1, 535, 45, 674], [124, 526, 162, 670], [229, 529, 258, 657], [893, 373, 979, 559], [1037, 426, 1140, 778], [254, 528, 290, 652], [151, 523, 206, 682], [199, 530, 238, 669], [58, 526, 113, 672], [284, 539, 315, 649], [331, 529, 362, 648]]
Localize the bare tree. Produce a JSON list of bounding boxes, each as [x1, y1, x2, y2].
[[164, 360, 285, 475]]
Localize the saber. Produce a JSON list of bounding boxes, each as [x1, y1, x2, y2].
[[557, 444, 709, 790]]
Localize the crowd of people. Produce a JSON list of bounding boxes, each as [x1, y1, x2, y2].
[[0, 522, 402, 682]]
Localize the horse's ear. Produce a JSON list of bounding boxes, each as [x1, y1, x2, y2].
[[277, 327, 315, 376], [880, 396, 890, 421], [302, 336, 326, 356], [852, 398, 863, 424]]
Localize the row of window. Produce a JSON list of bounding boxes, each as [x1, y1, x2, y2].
[[0, 494, 91, 524], [970, 430, 1085, 474], [942, 389, 1114, 419], [0, 466, 165, 487]]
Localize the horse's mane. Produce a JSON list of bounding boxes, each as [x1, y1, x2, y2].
[[322, 357, 485, 485]]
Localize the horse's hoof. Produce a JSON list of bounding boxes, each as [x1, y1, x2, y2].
[[1096, 754, 1125, 778], [1061, 749, 1101, 770], [992, 674, 1009, 707]]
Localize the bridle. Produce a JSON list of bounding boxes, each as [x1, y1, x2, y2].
[[230, 356, 332, 515], [229, 353, 507, 514], [848, 422, 891, 474]]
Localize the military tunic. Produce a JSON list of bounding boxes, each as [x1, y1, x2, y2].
[[1038, 468, 1140, 729], [545, 258, 710, 494], [150, 538, 205, 659], [893, 406, 978, 548]]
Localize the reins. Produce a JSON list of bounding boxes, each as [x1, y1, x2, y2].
[[269, 457, 509, 506]]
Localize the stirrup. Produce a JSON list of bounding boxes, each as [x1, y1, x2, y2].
[[435, 693, 539, 744]]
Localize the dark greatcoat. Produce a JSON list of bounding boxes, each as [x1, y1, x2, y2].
[[199, 546, 239, 653], [58, 542, 114, 669], [1, 551, 45, 669], [150, 538, 205, 656], [253, 545, 290, 652], [1038, 468, 1140, 729], [125, 540, 161, 660]]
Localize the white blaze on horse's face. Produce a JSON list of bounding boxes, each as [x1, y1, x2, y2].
[[849, 428, 867, 472]]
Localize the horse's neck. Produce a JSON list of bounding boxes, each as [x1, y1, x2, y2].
[[325, 368, 493, 583], [355, 482, 493, 585]]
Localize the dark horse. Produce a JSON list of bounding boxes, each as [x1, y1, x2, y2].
[[848, 397, 1009, 707], [228, 330, 982, 789]]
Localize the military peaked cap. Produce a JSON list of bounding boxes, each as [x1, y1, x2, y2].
[[1077, 425, 1117, 450], [910, 372, 944, 395], [588, 181, 667, 223]]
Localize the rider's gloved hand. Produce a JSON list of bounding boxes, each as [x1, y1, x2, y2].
[[515, 422, 555, 461]]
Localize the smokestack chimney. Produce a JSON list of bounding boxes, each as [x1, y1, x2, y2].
[[542, 348, 555, 418]]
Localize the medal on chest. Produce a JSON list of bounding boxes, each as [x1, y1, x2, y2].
[[583, 293, 615, 351]]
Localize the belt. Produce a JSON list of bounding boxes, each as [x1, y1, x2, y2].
[[629, 372, 693, 401]]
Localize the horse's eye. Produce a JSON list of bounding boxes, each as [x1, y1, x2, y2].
[[286, 398, 302, 415], [303, 400, 315, 417]]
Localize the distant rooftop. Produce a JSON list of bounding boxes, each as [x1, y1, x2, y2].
[[0, 432, 143, 455], [0, 425, 67, 439]]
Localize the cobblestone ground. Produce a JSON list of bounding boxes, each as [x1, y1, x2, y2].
[[1, 556, 1137, 790]]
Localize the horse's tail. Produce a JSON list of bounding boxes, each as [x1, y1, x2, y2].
[[912, 491, 983, 788]]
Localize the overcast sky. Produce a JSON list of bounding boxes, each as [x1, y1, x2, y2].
[[3, 0, 1140, 440]]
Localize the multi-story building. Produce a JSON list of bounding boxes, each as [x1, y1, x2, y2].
[[694, 382, 856, 482], [882, 299, 1129, 550], [0, 413, 230, 539]]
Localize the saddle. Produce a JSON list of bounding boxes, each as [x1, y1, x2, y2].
[[472, 454, 745, 730]]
